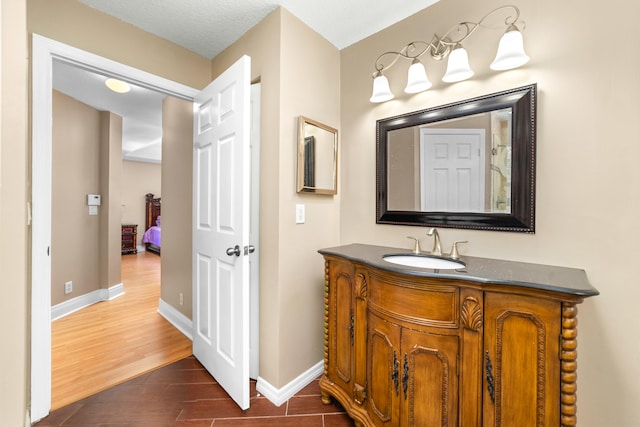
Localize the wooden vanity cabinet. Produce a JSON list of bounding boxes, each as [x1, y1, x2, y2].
[[320, 253, 588, 427], [322, 258, 369, 424]]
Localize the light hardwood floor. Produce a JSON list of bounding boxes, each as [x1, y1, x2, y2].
[[51, 251, 192, 410]]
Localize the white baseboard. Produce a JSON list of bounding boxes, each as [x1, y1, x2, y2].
[[158, 298, 193, 340], [256, 360, 324, 407], [51, 283, 125, 321]]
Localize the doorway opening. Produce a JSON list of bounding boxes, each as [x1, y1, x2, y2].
[[32, 35, 260, 423]]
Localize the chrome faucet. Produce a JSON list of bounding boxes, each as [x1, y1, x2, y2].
[[427, 228, 442, 256]]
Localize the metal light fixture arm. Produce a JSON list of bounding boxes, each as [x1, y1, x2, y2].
[[371, 5, 524, 77]]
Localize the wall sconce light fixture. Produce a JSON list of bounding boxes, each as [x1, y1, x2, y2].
[[369, 5, 529, 103]]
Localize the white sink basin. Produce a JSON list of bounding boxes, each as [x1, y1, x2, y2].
[[383, 254, 465, 270]]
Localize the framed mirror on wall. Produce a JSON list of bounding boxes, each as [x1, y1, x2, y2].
[[376, 84, 537, 232], [297, 116, 338, 195]]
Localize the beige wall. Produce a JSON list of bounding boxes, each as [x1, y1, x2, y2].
[[0, 0, 28, 424], [121, 160, 161, 246], [160, 96, 193, 318], [211, 8, 341, 388], [51, 91, 102, 305], [99, 111, 123, 290], [50, 92, 123, 306], [340, 0, 640, 425]]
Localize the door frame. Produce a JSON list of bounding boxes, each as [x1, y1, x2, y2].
[[31, 34, 198, 422]]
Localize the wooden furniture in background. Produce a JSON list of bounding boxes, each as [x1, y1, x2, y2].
[[145, 193, 161, 255], [320, 248, 596, 427], [121, 224, 137, 255]]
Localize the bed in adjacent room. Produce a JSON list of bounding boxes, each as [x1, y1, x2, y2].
[[142, 193, 161, 255]]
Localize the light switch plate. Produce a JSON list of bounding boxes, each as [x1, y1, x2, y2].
[[89, 205, 98, 215], [295, 204, 305, 224]]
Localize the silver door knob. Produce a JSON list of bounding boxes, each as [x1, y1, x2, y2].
[[244, 245, 255, 255], [226, 245, 241, 256]]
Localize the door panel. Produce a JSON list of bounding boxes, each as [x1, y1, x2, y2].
[[402, 329, 459, 427], [484, 292, 561, 427], [326, 259, 354, 392], [193, 55, 251, 410], [368, 313, 401, 426]]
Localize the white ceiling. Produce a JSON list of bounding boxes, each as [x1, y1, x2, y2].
[[53, 0, 439, 163]]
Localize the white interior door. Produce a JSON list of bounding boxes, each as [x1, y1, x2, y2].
[[420, 128, 485, 212], [192, 55, 252, 410]]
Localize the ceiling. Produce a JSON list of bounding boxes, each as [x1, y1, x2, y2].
[[53, 0, 439, 163]]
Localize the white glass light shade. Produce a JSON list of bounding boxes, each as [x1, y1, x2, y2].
[[370, 72, 394, 103], [105, 78, 131, 93], [490, 26, 530, 70], [404, 60, 432, 94], [442, 45, 474, 83]]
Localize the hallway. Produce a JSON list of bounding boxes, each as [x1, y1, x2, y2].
[[50, 251, 192, 410]]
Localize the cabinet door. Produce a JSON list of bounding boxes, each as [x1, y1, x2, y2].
[[368, 313, 401, 426], [483, 292, 561, 427], [401, 329, 459, 427], [327, 259, 355, 393]]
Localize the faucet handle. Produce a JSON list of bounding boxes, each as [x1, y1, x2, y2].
[[448, 241, 468, 259], [406, 236, 422, 254]]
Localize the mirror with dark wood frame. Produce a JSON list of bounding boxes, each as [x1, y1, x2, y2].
[[376, 84, 536, 232]]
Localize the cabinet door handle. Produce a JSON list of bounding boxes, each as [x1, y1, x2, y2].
[[392, 350, 399, 397], [402, 353, 409, 400], [485, 350, 495, 404], [349, 310, 354, 345]]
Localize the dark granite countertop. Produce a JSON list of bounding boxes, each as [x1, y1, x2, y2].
[[319, 243, 599, 297]]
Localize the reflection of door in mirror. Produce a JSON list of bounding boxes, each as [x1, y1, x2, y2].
[[303, 136, 315, 187], [387, 108, 512, 213], [297, 116, 338, 195], [420, 128, 485, 212]]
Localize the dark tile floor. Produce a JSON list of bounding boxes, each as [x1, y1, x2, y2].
[[34, 356, 355, 426]]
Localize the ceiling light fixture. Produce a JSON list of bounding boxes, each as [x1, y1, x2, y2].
[[369, 5, 529, 103], [105, 77, 131, 94]]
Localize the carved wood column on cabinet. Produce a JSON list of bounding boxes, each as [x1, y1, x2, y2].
[[322, 260, 330, 404], [560, 303, 578, 427]]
